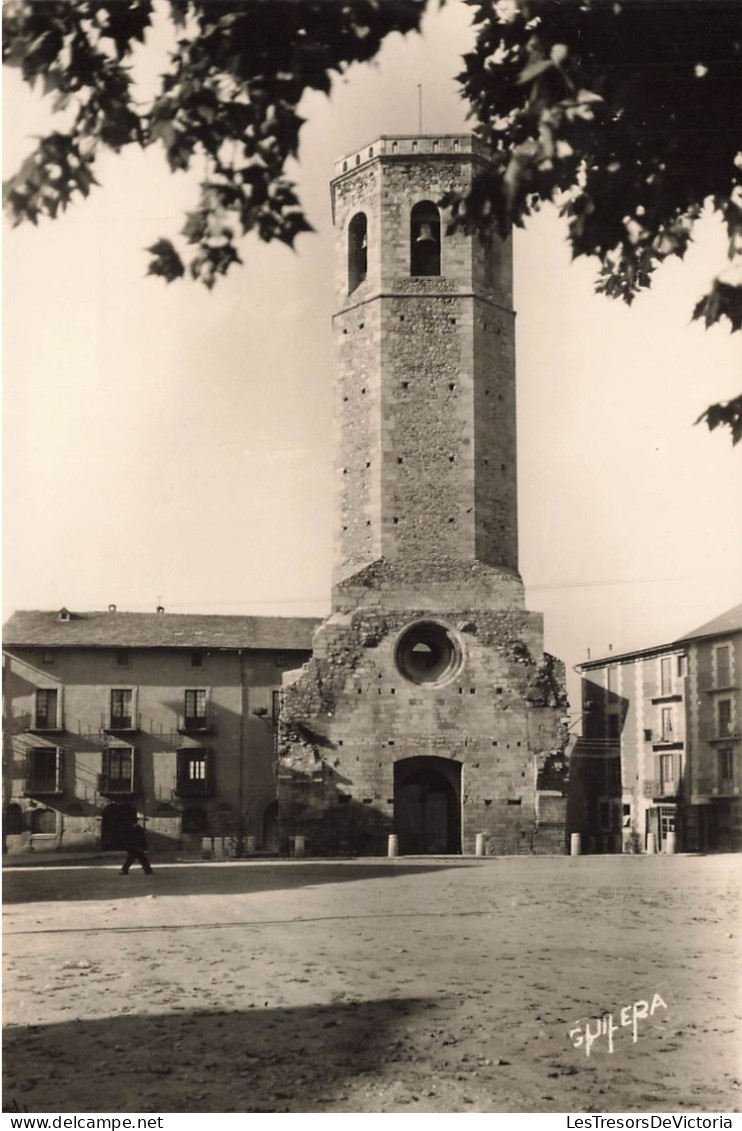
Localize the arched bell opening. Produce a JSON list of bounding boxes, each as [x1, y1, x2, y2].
[[348, 212, 368, 292], [410, 201, 441, 276]]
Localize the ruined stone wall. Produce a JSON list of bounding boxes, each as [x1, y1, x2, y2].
[[278, 608, 568, 856]]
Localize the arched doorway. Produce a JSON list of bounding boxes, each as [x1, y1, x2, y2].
[[101, 802, 136, 850], [182, 807, 207, 835], [4, 803, 24, 835], [394, 757, 461, 855]]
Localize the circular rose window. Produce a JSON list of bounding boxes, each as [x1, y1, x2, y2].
[[395, 621, 462, 686]]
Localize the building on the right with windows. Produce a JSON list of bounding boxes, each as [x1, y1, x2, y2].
[[571, 603, 742, 854], [679, 604, 742, 852]]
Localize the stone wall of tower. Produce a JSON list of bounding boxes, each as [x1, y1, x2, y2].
[[334, 301, 383, 578], [472, 299, 518, 569], [383, 289, 477, 564], [330, 136, 519, 588]]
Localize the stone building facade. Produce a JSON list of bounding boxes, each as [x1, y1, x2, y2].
[[572, 603, 742, 853], [278, 135, 569, 856], [2, 607, 318, 855]]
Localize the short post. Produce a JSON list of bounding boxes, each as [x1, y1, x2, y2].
[[475, 833, 485, 858], [293, 835, 305, 858], [570, 832, 581, 857], [245, 835, 256, 856], [388, 834, 398, 858], [665, 831, 676, 855], [646, 832, 656, 855]]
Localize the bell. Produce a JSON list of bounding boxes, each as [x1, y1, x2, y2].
[[415, 222, 436, 244], [361, 233, 367, 250]]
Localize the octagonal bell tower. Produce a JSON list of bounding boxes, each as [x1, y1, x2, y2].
[[330, 134, 521, 608], [278, 136, 569, 857]]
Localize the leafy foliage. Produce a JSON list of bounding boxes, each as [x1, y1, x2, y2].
[[449, 0, 742, 441], [4, 0, 741, 437], [3, 0, 429, 287]]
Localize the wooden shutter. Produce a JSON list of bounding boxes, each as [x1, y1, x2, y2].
[[55, 747, 65, 792], [176, 748, 186, 793]]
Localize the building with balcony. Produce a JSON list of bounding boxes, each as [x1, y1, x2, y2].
[[571, 603, 741, 853], [2, 607, 319, 855]]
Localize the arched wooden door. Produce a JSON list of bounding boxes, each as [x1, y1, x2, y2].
[[394, 757, 461, 854]]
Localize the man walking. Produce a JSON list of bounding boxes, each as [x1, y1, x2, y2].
[[120, 815, 153, 875]]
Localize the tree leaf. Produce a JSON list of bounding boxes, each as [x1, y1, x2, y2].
[[145, 238, 185, 282]]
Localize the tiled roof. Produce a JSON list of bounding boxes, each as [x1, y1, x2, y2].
[[578, 602, 742, 669], [577, 640, 678, 670], [2, 609, 322, 651], [676, 602, 742, 642]]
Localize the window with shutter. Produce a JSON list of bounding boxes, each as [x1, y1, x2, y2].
[[25, 747, 63, 794], [717, 698, 733, 738], [110, 688, 134, 729], [660, 656, 672, 695], [176, 748, 214, 797], [102, 746, 135, 793], [658, 753, 679, 795], [715, 645, 731, 688], [718, 746, 734, 788], [35, 689, 58, 730]]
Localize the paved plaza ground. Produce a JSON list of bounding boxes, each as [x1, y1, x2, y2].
[[2, 853, 740, 1114]]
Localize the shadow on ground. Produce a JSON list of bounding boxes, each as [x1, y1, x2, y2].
[[2, 861, 474, 906], [3, 996, 442, 1113]]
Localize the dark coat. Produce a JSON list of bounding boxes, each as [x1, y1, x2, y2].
[[126, 824, 148, 852]]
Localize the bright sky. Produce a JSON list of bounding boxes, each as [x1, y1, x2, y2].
[[4, 1, 741, 706]]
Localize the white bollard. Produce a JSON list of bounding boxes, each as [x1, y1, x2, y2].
[[570, 833, 582, 856], [293, 835, 305, 858], [388, 834, 398, 858], [646, 832, 656, 855], [475, 833, 485, 858], [665, 831, 676, 855]]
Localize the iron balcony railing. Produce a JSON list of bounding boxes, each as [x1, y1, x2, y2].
[[97, 772, 140, 797], [102, 713, 140, 733], [700, 722, 741, 742], [177, 712, 213, 734]]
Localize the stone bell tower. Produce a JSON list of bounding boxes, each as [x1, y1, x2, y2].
[[278, 135, 569, 856]]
